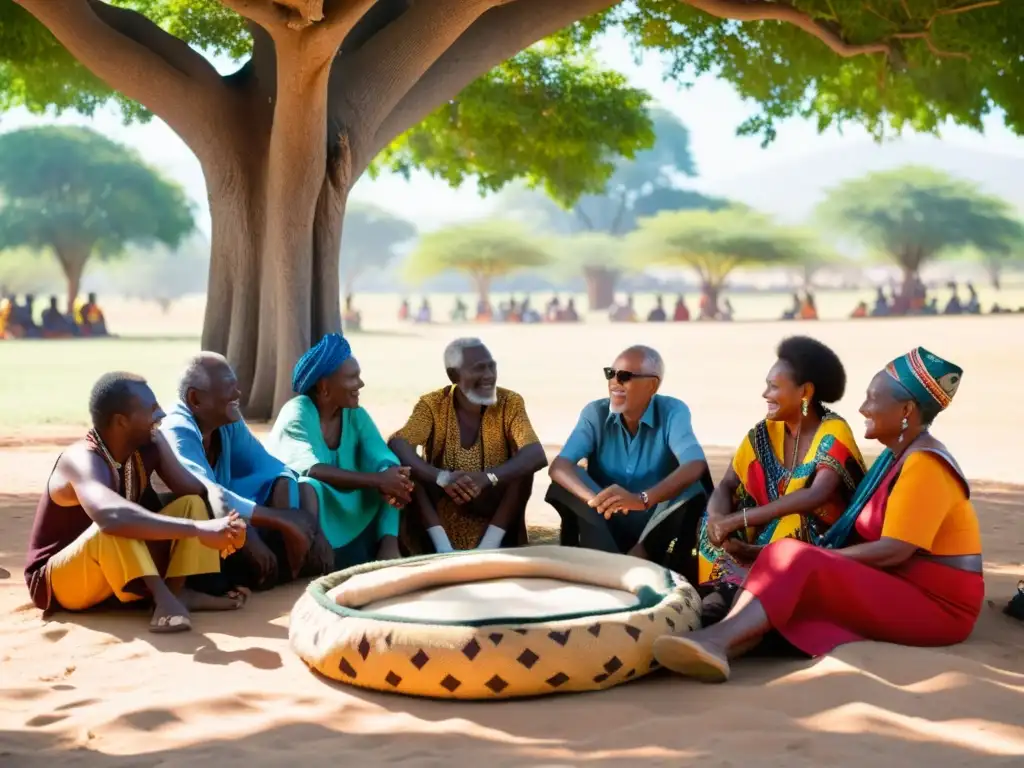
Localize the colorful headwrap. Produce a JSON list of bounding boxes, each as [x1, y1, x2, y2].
[[292, 333, 352, 395], [884, 346, 962, 413]]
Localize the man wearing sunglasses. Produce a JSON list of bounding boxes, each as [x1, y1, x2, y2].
[[546, 345, 711, 573]]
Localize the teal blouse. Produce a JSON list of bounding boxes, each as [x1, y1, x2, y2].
[[267, 396, 399, 548]]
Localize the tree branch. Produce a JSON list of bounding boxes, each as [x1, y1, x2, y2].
[[219, 0, 292, 28], [892, 31, 971, 60], [931, 1, 1001, 26], [338, 0, 503, 138], [684, 0, 891, 58], [15, 0, 225, 152], [369, 0, 617, 159]]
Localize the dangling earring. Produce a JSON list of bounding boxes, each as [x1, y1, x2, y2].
[[801, 398, 809, 417], [898, 416, 908, 443]]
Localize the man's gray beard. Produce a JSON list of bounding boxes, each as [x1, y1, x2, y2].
[[608, 401, 626, 415], [465, 389, 498, 407]]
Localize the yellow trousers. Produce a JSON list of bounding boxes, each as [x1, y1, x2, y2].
[[48, 495, 220, 611]]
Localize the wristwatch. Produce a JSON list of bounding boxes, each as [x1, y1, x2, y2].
[[436, 470, 452, 487], [639, 491, 650, 510], [486, 471, 499, 487]]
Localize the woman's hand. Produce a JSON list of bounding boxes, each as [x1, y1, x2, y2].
[[377, 466, 414, 506], [707, 511, 744, 547]]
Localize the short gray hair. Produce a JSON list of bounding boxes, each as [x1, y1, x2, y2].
[[622, 345, 664, 378], [177, 351, 229, 402], [444, 337, 485, 371]]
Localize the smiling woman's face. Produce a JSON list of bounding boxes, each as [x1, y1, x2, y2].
[[318, 357, 364, 410], [762, 359, 804, 422], [859, 372, 912, 442]]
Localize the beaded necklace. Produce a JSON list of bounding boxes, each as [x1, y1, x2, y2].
[[87, 429, 141, 503]]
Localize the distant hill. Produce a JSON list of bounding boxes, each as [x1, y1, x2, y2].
[[696, 139, 1024, 222]]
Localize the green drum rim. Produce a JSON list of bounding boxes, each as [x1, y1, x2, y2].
[[304, 548, 679, 628]]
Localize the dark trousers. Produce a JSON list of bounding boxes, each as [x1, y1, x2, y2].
[[545, 477, 709, 585]]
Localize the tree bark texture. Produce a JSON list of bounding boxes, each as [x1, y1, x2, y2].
[[583, 266, 619, 311], [14, 0, 620, 418]]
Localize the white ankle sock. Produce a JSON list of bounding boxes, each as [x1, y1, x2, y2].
[[478, 525, 506, 549]]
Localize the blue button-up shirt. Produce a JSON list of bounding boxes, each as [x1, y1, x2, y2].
[[558, 395, 707, 503]]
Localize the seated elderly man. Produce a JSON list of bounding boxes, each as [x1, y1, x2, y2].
[[161, 352, 320, 591], [25, 372, 246, 634], [547, 345, 711, 573], [389, 337, 548, 554]]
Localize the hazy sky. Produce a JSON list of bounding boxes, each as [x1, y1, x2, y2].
[[4, 26, 1023, 236]]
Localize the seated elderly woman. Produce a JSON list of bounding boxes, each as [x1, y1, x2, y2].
[[267, 333, 414, 570], [653, 347, 981, 682], [698, 336, 865, 611]]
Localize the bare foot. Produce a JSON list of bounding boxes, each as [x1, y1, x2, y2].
[[652, 635, 730, 683], [180, 587, 248, 612], [150, 593, 192, 634]]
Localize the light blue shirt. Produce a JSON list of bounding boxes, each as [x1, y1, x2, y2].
[[161, 401, 296, 520], [558, 395, 707, 503]]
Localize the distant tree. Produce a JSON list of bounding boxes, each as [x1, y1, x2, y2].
[[976, 241, 1024, 291], [0, 126, 194, 312], [815, 167, 1023, 294], [340, 203, 417, 296], [548, 232, 629, 310], [630, 207, 815, 315], [405, 220, 551, 305], [499, 107, 728, 308], [788, 237, 845, 289]]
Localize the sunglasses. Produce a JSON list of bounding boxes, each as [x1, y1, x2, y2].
[[604, 367, 659, 384]]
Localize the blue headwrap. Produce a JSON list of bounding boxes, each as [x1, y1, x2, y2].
[[291, 333, 352, 395]]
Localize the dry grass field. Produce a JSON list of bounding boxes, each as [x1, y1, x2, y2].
[[1, 296, 1022, 766]]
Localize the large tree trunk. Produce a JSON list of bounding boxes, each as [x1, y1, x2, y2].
[[583, 266, 618, 311], [201, 165, 266, 399], [246, 46, 336, 418]]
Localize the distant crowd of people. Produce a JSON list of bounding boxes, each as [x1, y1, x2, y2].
[[395, 290, 738, 326], [850, 280, 1023, 319], [0, 291, 109, 340]]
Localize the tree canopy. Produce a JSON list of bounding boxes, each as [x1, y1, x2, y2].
[[0, 124, 194, 309], [372, 48, 655, 207], [630, 206, 817, 306], [405, 220, 551, 302], [815, 165, 1024, 285], [5, 2, 1021, 147], [340, 202, 417, 294]]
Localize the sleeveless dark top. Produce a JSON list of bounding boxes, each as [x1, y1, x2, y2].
[[24, 440, 160, 611]]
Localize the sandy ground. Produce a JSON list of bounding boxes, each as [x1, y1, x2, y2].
[[2, 315, 1024, 765]]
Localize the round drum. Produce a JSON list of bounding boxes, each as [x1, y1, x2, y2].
[[289, 545, 702, 699]]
